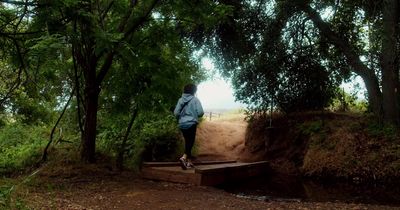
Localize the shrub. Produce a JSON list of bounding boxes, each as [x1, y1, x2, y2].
[[367, 122, 398, 141], [131, 114, 182, 164], [298, 120, 323, 135], [0, 124, 48, 175], [328, 89, 368, 113], [96, 112, 183, 170]]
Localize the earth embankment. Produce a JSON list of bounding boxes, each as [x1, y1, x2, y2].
[[196, 113, 248, 161]]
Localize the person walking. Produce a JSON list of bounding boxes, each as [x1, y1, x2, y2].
[[174, 84, 204, 169]]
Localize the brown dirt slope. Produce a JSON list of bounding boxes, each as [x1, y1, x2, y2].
[[195, 115, 247, 161], [245, 112, 400, 181]]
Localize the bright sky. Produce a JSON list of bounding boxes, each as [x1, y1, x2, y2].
[[197, 78, 245, 110], [196, 58, 245, 111], [340, 76, 366, 100]]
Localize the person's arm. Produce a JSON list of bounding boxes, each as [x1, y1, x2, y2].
[[173, 99, 182, 118], [195, 98, 204, 117]]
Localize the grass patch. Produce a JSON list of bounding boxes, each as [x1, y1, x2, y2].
[[0, 124, 49, 175], [302, 115, 400, 182], [298, 120, 323, 135], [367, 122, 398, 141], [0, 170, 39, 209]]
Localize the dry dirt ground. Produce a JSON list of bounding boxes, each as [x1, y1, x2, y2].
[[24, 114, 399, 209], [195, 115, 248, 161], [27, 173, 398, 210]]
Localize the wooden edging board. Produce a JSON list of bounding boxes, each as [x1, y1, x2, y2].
[[142, 160, 237, 167], [141, 166, 201, 185], [140, 161, 269, 186], [194, 161, 269, 186]]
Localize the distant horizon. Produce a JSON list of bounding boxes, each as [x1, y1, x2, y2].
[[196, 58, 246, 111], [197, 77, 246, 111]]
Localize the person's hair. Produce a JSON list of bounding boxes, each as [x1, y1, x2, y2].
[[183, 84, 197, 95]]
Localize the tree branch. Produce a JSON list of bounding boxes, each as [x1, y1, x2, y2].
[[95, 0, 160, 86], [0, 35, 27, 106], [41, 86, 75, 162], [100, 0, 114, 26], [116, 105, 139, 170], [0, 0, 40, 6], [0, 67, 23, 106], [121, 0, 160, 41], [72, 45, 85, 136], [0, 30, 45, 36], [301, 4, 375, 79], [15, 0, 28, 29], [298, 2, 382, 115]]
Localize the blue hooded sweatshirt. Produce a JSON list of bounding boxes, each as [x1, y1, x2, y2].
[[174, 93, 204, 129]]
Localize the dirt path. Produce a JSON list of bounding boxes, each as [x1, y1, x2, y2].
[[27, 173, 397, 210], [196, 115, 247, 161]]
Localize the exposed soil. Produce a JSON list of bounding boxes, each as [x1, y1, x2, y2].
[[245, 112, 400, 181], [195, 116, 248, 161], [21, 113, 400, 209], [26, 171, 398, 210]]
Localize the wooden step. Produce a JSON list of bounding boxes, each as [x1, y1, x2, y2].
[[142, 160, 237, 167], [140, 161, 269, 186], [195, 161, 269, 186]]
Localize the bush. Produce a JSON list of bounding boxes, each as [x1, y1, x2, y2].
[[329, 89, 368, 113], [0, 124, 48, 175], [96, 112, 182, 170], [367, 122, 398, 140], [298, 120, 323, 135], [130, 114, 182, 165]]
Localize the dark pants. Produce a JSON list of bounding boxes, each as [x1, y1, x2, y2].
[[181, 124, 197, 159]]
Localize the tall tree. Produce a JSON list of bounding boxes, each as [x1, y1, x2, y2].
[[295, 0, 399, 124], [30, 0, 229, 162], [202, 0, 399, 124]]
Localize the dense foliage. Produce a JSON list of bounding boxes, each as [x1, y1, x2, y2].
[[0, 124, 47, 175], [196, 0, 399, 122], [0, 0, 232, 169]]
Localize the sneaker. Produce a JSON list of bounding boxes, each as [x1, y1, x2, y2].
[[186, 161, 194, 169], [179, 157, 187, 170]]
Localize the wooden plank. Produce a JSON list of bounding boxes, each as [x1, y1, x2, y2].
[[196, 161, 269, 186], [140, 161, 269, 186], [142, 160, 237, 167], [141, 167, 201, 185], [195, 161, 269, 174]]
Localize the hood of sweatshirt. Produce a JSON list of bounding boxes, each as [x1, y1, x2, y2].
[[181, 93, 194, 103]]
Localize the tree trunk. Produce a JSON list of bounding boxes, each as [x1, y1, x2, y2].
[[381, 0, 400, 125], [75, 0, 159, 163], [81, 76, 100, 163], [362, 72, 383, 119]]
